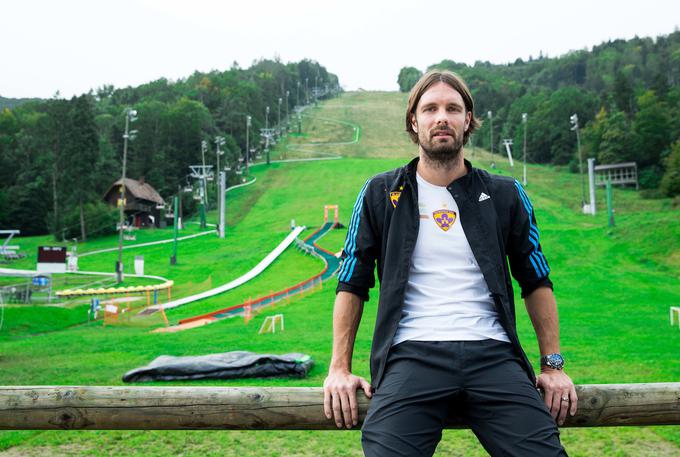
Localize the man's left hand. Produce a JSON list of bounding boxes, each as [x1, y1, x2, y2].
[[536, 369, 577, 426]]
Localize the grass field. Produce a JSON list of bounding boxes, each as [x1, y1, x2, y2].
[[0, 91, 679, 456]]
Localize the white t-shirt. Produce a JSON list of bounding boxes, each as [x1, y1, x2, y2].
[[392, 172, 510, 346]]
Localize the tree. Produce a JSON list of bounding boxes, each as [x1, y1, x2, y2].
[[613, 71, 635, 114], [62, 95, 100, 241], [0, 108, 19, 190], [397, 67, 422, 92], [596, 109, 634, 164], [632, 90, 671, 168], [43, 99, 71, 238], [660, 140, 680, 197], [529, 87, 599, 164]]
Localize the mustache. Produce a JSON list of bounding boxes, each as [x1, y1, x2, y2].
[[429, 127, 456, 137]]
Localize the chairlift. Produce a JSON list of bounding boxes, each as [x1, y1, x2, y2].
[[238, 157, 244, 163], [165, 207, 174, 218], [183, 185, 193, 193], [123, 224, 136, 241], [235, 170, 243, 176], [193, 194, 202, 201], [155, 203, 165, 210]]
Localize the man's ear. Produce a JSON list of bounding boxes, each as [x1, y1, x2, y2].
[[464, 111, 471, 131], [411, 114, 418, 133]]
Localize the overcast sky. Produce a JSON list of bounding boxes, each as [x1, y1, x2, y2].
[[2, 0, 679, 99]]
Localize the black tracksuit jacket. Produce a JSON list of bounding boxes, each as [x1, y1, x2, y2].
[[335, 157, 553, 390]]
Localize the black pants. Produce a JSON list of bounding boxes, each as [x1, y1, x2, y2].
[[361, 340, 567, 457]]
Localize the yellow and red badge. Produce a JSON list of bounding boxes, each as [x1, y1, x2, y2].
[[433, 209, 457, 231], [390, 186, 404, 208]]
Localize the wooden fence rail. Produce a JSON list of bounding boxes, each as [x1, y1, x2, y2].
[[1, 383, 679, 430]]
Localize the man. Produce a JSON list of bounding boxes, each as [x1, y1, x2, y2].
[[323, 70, 577, 456]]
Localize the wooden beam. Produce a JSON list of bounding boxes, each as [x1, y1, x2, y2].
[[1, 383, 679, 430]]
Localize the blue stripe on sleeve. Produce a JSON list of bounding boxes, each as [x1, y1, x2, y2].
[[338, 179, 371, 282], [514, 180, 550, 278]]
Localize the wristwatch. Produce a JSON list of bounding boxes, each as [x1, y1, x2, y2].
[[540, 353, 565, 370]]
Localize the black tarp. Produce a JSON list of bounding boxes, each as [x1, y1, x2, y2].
[[122, 351, 314, 382]]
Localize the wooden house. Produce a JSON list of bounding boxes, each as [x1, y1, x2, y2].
[[103, 178, 165, 228]]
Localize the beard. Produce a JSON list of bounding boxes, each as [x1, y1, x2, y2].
[[418, 125, 465, 168]]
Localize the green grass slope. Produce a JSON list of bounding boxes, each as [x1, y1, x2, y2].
[[0, 91, 678, 456]]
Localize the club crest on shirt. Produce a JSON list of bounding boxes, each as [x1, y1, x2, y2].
[[390, 186, 403, 208], [433, 209, 457, 231]]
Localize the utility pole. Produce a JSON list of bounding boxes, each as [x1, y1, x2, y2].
[[296, 81, 301, 107], [246, 115, 251, 175], [305, 78, 309, 105], [116, 108, 137, 283], [488, 110, 495, 168], [170, 195, 178, 265], [587, 157, 597, 216], [285, 90, 290, 131], [314, 75, 319, 105], [265, 106, 271, 165], [296, 106, 303, 135], [214, 136, 225, 211], [570, 114, 585, 209], [201, 140, 209, 215], [522, 113, 528, 186], [218, 171, 226, 238], [277, 97, 282, 138]]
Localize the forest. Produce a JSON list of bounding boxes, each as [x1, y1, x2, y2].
[[0, 59, 339, 238], [398, 30, 680, 197]]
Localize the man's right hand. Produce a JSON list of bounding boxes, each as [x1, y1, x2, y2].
[[323, 370, 372, 429]]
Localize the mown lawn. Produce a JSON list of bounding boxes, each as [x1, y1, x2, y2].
[[0, 91, 679, 456]]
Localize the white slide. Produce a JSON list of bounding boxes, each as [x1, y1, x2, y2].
[[145, 226, 306, 311]]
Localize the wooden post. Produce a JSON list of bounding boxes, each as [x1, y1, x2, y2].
[[244, 299, 252, 324], [159, 303, 169, 327], [0, 384, 678, 430], [125, 292, 131, 323]]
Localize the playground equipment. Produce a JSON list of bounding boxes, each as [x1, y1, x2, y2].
[[0, 230, 24, 261], [56, 280, 173, 301], [259, 314, 284, 334], [102, 295, 169, 327], [57, 278, 173, 326], [146, 226, 305, 314], [323, 205, 339, 225], [162, 210, 342, 333]]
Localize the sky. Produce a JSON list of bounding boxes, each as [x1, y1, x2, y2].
[[2, 0, 679, 99]]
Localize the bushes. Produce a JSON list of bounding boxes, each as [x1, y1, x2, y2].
[[58, 201, 118, 241]]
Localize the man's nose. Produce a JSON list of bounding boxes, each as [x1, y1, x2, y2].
[[435, 108, 449, 124]]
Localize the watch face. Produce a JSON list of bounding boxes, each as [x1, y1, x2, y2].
[[546, 354, 564, 369]]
